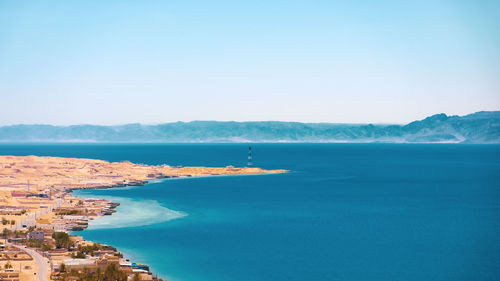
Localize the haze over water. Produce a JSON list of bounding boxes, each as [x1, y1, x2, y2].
[[2, 143, 500, 281]]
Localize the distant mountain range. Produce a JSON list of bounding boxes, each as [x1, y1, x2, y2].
[[0, 111, 499, 143]]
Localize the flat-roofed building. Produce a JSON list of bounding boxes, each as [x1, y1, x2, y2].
[[27, 230, 45, 241]]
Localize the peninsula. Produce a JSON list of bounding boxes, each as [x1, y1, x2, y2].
[[0, 155, 287, 281]]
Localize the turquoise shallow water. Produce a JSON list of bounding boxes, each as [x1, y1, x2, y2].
[[2, 143, 500, 281]]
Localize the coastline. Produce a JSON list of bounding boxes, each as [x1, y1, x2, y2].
[[0, 155, 289, 280], [69, 171, 280, 279], [70, 181, 183, 280]]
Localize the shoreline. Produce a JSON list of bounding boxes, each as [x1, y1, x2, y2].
[[0, 155, 289, 280], [68, 171, 282, 280], [70, 188, 177, 280]]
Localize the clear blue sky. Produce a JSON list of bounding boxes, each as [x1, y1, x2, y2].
[[0, 0, 499, 125]]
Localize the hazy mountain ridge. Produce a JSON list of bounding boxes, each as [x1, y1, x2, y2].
[[0, 111, 498, 143]]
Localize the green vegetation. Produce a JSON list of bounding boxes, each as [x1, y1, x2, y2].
[[103, 263, 127, 281], [41, 243, 52, 251], [4, 261, 12, 269], [71, 251, 86, 259], [62, 263, 127, 281], [53, 232, 74, 249], [26, 238, 53, 251], [2, 229, 23, 239], [77, 243, 101, 257], [70, 243, 102, 259], [1, 217, 8, 225], [2, 228, 11, 238], [56, 210, 80, 216]]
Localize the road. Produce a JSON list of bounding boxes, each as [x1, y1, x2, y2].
[[11, 198, 62, 231], [12, 244, 49, 281], [6, 198, 61, 279]]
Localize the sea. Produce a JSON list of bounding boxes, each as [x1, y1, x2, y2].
[[2, 143, 500, 281]]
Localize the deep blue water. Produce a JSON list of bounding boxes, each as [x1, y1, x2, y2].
[[2, 143, 500, 281]]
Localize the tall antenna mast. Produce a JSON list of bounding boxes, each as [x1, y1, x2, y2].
[[247, 146, 253, 167]]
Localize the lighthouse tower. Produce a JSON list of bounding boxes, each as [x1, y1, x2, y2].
[[247, 146, 253, 167]]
